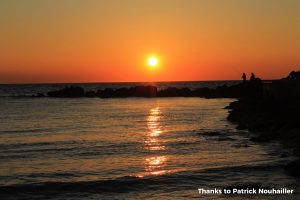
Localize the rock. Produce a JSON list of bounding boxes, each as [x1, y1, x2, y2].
[[285, 159, 300, 176], [280, 152, 289, 158], [250, 134, 273, 142], [158, 87, 191, 97], [132, 86, 157, 97], [114, 87, 131, 97], [102, 88, 114, 98], [47, 86, 85, 97], [39, 77, 263, 99], [32, 93, 45, 98], [236, 123, 247, 130], [85, 91, 97, 97]]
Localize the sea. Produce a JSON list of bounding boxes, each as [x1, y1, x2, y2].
[[0, 81, 299, 200]]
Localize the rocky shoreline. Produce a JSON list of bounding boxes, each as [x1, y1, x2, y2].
[[226, 97, 300, 176]]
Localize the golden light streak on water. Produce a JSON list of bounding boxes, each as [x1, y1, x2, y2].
[[143, 106, 169, 176]]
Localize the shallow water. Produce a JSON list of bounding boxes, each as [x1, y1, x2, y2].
[[0, 97, 299, 199]]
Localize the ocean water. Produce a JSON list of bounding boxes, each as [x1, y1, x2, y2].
[[0, 82, 299, 200]]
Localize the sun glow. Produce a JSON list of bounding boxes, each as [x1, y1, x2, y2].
[[148, 57, 158, 68]]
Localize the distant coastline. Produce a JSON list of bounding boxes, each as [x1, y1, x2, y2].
[[0, 80, 239, 98]]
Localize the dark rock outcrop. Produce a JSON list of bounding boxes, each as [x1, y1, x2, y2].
[[132, 86, 157, 97], [31, 93, 45, 98], [40, 78, 263, 99], [227, 72, 300, 176], [285, 159, 300, 176], [47, 86, 85, 98], [158, 87, 191, 97], [44, 83, 257, 99], [46, 85, 158, 98], [96, 86, 158, 98]]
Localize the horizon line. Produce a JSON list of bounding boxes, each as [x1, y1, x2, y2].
[[0, 79, 278, 85]]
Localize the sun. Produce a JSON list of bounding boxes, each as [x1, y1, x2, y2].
[[148, 57, 158, 67]]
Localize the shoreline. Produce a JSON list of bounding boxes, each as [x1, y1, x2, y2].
[[226, 99, 300, 176]]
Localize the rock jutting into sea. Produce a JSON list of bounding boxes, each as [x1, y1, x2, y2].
[[227, 71, 300, 176], [38, 81, 261, 99]]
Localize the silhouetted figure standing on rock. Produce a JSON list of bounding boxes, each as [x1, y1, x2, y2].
[[242, 73, 247, 83], [250, 73, 256, 82]]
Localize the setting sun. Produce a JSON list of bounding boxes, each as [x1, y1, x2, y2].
[[1, 1, 300, 199], [148, 57, 158, 68]]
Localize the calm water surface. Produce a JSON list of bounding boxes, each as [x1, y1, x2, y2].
[[0, 97, 299, 199]]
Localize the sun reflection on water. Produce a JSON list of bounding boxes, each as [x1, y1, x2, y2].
[[144, 107, 165, 150], [147, 107, 163, 137], [142, 107, 170, 176]]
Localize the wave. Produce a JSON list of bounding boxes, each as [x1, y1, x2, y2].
[[0, 140, 143, 160], [0, 176, 165, 199], [0, 128, 53, 135], [0, 162, 283, 197]]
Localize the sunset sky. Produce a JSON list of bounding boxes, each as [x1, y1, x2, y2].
[[0, 0, 300, 83]]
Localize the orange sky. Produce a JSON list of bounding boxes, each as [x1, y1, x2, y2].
[[0, 0, 300, 83]]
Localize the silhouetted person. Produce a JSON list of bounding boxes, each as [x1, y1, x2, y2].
[[242, 73, 247, 83], [250, 73, 256, 82]]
